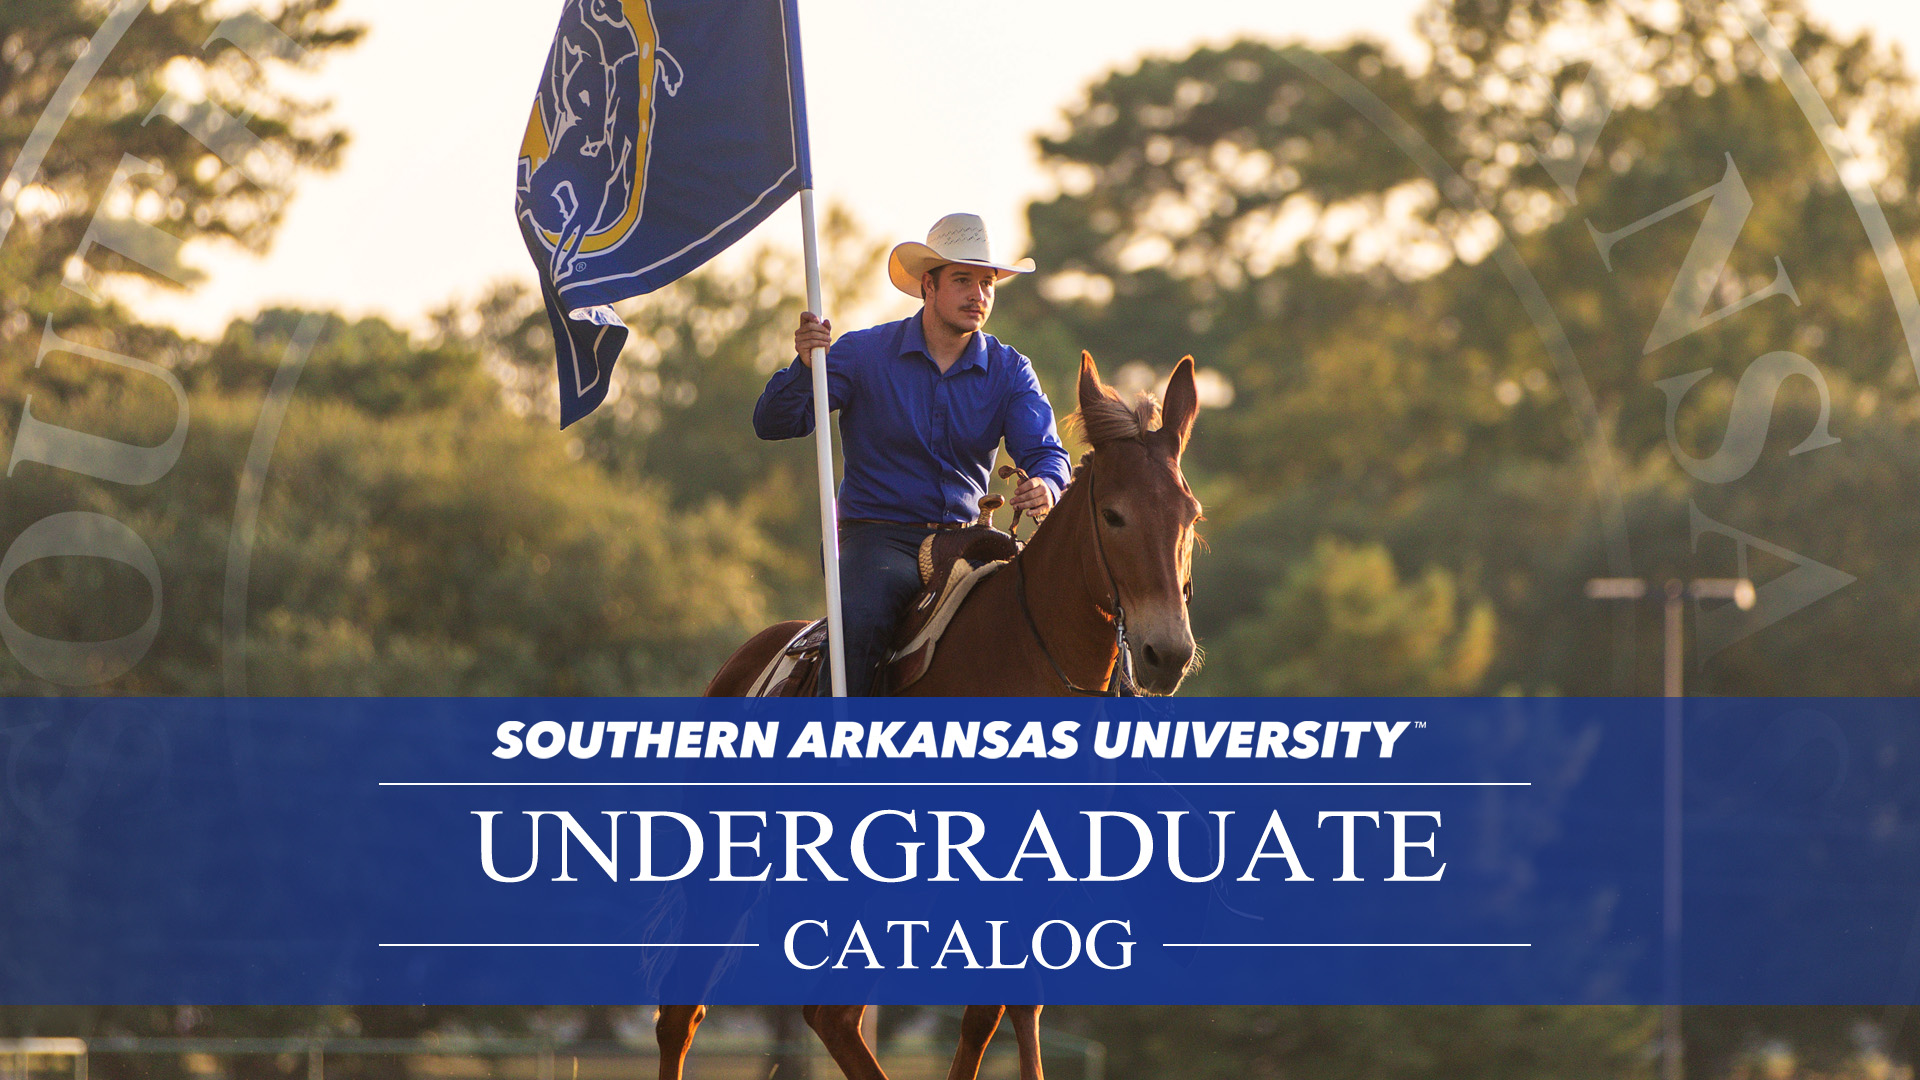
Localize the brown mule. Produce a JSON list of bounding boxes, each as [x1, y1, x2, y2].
[[671, 352, 1203, 1080]]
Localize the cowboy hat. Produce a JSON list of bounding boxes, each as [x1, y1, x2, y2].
[[887, 212, 1036, 298]]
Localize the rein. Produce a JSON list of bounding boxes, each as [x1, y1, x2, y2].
[[1015, 456, 1137, 696]]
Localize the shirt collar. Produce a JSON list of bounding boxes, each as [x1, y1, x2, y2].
[[901, 310, 990, 374]]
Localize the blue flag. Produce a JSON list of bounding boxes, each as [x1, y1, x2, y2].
[[516, 0, 812, 427]]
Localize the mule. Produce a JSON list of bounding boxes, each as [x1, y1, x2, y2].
[[663, 351, 1203, 1080]]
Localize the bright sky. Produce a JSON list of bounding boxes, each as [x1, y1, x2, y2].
[[131, 0, 1920, 337]]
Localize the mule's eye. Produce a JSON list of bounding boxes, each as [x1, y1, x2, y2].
[[1183, 579, 1194, 602], [1101, 508, 1126, 528]]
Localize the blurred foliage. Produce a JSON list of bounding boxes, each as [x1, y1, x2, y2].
[[1206, 535, 1495, 694], [1047, 1004, 1656, 1080], [0, 309, 774, 694], [0, 0, 880, 694], [431, 203, 891, 622], [0, 0, 359, 321], [994, 0, 1920, 696]]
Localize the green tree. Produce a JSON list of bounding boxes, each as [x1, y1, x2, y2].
[[1201, 535, 1494, 694], [444, 206, 896, 621], [0, 307, 781, 694], [0, 1, 811, 695], [1, 0, 365, 692], [996, 1, 1920, 699], [0, 0, 359, 314]]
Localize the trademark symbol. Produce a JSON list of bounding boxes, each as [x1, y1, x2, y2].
[[1414, 721, 1428, 729]]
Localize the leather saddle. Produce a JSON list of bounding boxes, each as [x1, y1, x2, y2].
[[744, 521, 1020, 697], [884, 524, 1018, 692]]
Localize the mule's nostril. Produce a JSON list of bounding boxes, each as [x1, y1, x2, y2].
[[1144, 644, 1161, 667]]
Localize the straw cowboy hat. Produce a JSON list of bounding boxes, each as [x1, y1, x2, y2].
[[887, 212, 1036, 298]]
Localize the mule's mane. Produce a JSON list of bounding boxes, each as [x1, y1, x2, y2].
[[1069, 386, 1161, 448]]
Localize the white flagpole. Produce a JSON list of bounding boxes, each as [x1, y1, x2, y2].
[[798, 187, 847, 695]]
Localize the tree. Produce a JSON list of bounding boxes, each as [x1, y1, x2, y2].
[[0, 0, 359, 315], [1, 0, 363, 692], [997, 2, 1920, 1071], [442, 206, 898, 621], [1199, 535, 1494, 695], [0, 307, 781, 695], [994, 0, 1920, 699]]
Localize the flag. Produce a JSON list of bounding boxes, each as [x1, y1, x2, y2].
[[515, 0, 812, 427]]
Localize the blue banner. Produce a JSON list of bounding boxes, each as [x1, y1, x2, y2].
[[2, 698, 1917, 1007], [514, 0, 812, 427]]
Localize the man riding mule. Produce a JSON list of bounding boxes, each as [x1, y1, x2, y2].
[[725, 348, 1202, 699], [668, 352, 1203, 1080], [752, 212, 1072, 696], [673, 351, 1205, 1080], [663, 218, 1205, 1080]]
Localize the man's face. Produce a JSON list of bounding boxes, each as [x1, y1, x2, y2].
[[923, 264, 996, 334]]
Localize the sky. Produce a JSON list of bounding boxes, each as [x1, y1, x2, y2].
[[130, 0, 1920, 337]]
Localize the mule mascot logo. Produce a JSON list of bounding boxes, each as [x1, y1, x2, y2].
[[517, 0, 683, 285]]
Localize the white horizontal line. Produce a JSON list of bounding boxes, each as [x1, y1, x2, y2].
[[377, 943, 753, 949], [378, 781, 1528, 788], [1162, 942, 1531, 948]]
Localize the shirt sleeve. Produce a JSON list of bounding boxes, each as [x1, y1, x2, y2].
[[1003, 353, 1073, 493], [752, 344, 853, 440]]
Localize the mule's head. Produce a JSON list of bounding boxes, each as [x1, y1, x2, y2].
[[1073, 351, 1202, 695]]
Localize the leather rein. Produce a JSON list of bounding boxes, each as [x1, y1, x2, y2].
[[1015, 457, 1138, 696]]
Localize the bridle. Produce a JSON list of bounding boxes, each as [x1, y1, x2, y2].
[[1016, 455, 1139, 696]]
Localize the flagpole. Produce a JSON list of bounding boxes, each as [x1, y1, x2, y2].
[[798, 187, 847, 696]]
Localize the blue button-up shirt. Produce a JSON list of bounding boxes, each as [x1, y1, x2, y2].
[[753, 313, 1072, 524]]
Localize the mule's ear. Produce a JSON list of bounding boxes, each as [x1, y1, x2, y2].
[[1077, 351, 1106, 413], [1161, 356, 1199, 455]]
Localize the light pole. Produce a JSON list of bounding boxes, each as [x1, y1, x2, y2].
[[1584, 576, 1754, 1080], [1585, 577, 1755, 698]]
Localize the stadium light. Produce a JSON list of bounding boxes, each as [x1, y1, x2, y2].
[[1583, 573, 1755, 1080]]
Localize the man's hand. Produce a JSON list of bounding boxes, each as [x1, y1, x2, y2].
[[1010, 476, 1054, 516], [794, 311, 831, 366]]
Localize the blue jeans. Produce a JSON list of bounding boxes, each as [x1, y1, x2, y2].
[[820, 521, 934, 696]]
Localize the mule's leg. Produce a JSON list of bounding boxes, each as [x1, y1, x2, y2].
[[655, 1004, 704, 1080], [1008, 1006, 1044, 1080], [804, 1005, 888, 1080], [943, 1005, 1005, 1080]]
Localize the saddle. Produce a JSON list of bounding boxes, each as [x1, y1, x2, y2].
[[885, 524, 1018, 692], [744, 519, 1020, 697], [745, 618, 830, 697]]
